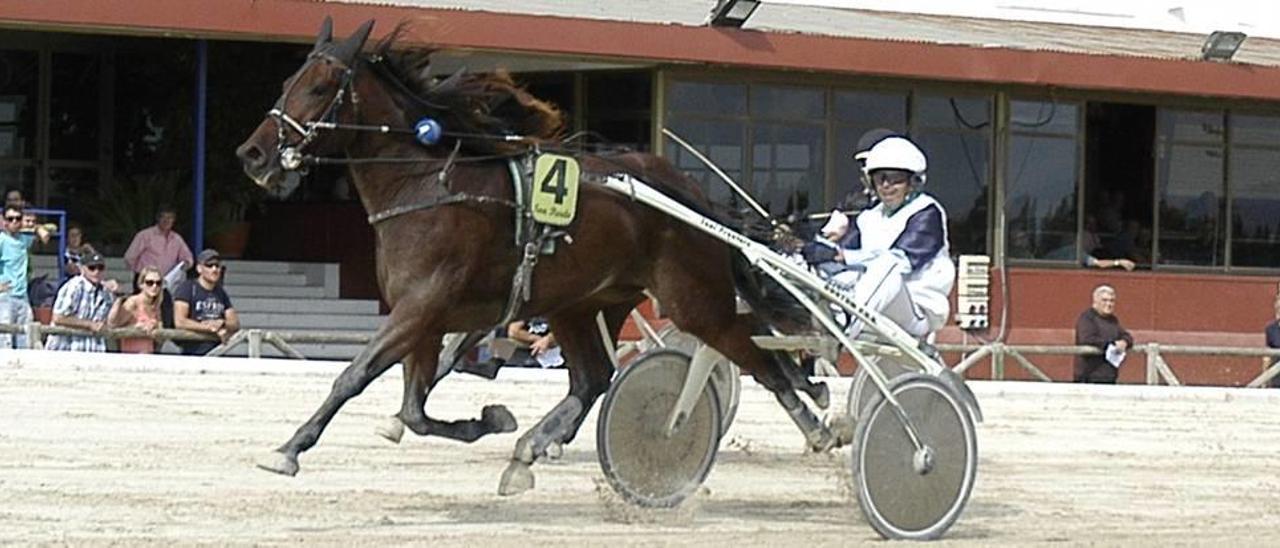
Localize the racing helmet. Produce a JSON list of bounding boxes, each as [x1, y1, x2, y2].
[[861, 136, 927, 186]]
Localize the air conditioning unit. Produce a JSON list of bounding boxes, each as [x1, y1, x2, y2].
[[955, 255, 990, 331]]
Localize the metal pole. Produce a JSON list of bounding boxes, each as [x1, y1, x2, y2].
[[193, 39, 208, 252]]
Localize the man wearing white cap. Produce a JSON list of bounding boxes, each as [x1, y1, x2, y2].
[[812, 136, 955, 339]]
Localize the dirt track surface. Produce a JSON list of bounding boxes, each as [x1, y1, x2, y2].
[[3, 350, 1280, 546]]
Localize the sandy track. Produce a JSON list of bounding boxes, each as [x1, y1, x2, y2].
[[3, 350, 1280, 546]]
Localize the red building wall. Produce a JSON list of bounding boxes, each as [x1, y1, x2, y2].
[[938, 268, 1280, 386]]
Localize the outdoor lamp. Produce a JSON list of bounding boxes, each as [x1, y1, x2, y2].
[[1201, 31, 1246, 62], [709, 0, 761, 28]]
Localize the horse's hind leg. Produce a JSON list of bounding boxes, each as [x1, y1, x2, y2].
[[652, 264, 836, 452], [498, 304, 623, 496], [256, 303, 429, 476], [380, 334, 517, 444]]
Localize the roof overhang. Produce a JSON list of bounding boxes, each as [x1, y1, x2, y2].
[[5, 0, 1280, 101]]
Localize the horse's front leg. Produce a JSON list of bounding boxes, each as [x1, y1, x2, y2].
[[498, 308, 618, 496], [378, 334, 517, 444], [255, 301, 427, 477]]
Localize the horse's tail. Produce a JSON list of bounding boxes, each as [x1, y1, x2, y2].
[[729, 252, 813, 336]]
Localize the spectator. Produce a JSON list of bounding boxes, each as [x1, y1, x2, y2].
[[124, 205, 193, 328], [4, 188, 23, 210], [0, 204, 51, 349], [173, 249, 239, 356], [46, 253, 120, 352], [63, 223, 100, 278], [1074, 284, 1134, 384], [1266, 296, 1280, 388], [1084, 255, 1136, 271], [495, 317, 564, 368], [109, 265, 164, 354]]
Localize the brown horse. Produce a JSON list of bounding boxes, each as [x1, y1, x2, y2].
[[235, 18, 833, 494]]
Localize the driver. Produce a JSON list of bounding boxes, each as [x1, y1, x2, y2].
[[811, 136, 955, 339]]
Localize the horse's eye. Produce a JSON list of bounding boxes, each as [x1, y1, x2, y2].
[[309, 85, 330, 97]]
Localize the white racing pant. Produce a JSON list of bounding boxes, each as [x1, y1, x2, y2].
[[829, 252, 930, 340]]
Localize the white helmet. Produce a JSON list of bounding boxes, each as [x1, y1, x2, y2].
[[862, 136, 927, 184]]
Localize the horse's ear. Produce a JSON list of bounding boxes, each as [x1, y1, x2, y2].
[[430, 68, 467, 95], [333, 19, 375, 64], [314, 16, 333, 51]]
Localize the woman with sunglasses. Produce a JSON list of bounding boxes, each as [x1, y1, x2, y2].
[[109, 265, 164, 354]]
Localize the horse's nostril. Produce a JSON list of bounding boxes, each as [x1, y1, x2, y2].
[[237, 143, 265, 167]]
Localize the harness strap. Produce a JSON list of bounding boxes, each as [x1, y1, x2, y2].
[[365, 193, 519, 225]]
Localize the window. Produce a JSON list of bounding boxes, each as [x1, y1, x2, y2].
[[832, 90, 908, 208], [1156, 109, 1225, 266], [1228, 113, 1280, 268], [913, 94, 992, 256], [1005, 100, 1080, 261], [666, 81, 828, 215]]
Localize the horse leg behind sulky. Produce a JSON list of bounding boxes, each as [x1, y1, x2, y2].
[[650, 253, 837, 453], [497, 301, 629, 496], [256, 298, 443, 476], [377, 334, 517, 445]]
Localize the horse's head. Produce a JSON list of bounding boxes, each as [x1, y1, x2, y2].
[[236, 17, 374, 191]]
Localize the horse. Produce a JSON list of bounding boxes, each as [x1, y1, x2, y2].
[[235, 18, 834, 495]]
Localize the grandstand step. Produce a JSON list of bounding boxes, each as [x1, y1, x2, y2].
[[240, 313, 384, 330], [224, 285, 327, 298], [220, 272, 309, 286], [233, 297, 380, 315]]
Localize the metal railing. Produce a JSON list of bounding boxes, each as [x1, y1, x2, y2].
[[6, 320, 1280, 387]]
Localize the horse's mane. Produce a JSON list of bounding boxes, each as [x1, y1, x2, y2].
[[369, 25, 564, 155]]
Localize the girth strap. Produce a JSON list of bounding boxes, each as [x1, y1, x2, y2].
[[365, 192, 520, 225]]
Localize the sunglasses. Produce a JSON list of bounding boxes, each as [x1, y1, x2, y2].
[[202, 262, 222, 269], [85, 265, 105, 272], [870, 172, 912, 187], [3, 215, 20, 222], [141, 279, 162, 287]]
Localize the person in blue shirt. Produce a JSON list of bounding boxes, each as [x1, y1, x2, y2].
[[0, 204, 51, 349]]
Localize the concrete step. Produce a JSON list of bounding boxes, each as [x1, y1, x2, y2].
[[234, 297, 380, 315], [239, 313, 384, 330], [225, 285, 327, 298], [31, 255, 334, 276], [220, 272, 309, 286]]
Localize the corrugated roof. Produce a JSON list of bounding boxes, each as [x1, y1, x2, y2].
[[324, 0, 1280, 67]]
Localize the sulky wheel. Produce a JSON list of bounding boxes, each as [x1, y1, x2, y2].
[[597, 349, 723, 508], [850, 373, 977, 541], [847, 356, 915, 421]]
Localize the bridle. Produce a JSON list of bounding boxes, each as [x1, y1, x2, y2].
[[267, 51, 359, 171]]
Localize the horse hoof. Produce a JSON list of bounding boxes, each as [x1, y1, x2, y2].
[[546, 442, 563, 461], [497, 460, 535, 496], [812, 382, 830, 410], [376, 416, 406, 444], [828, 414, 855, 448], [255, 451, 299, 477], [483, 405, 518, 434], [807, 428, 838, 454]]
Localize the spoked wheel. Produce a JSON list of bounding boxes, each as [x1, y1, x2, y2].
[[851, 373, 978, 540], [847, 356, 915, 420], [597, 349, 723, 508]]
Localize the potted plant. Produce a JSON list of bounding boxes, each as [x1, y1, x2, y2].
[[206, 178, 266, 258]]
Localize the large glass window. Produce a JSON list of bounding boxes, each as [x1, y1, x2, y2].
[[913, 94, 992, 256], [666, 81, 829, 215], [832, 90, 908, 208], [0, 50, 37, 197], [1228, 113, 1280, 268], [1156, 109, 1225, 266], [1005, 100, 1080, 261]]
